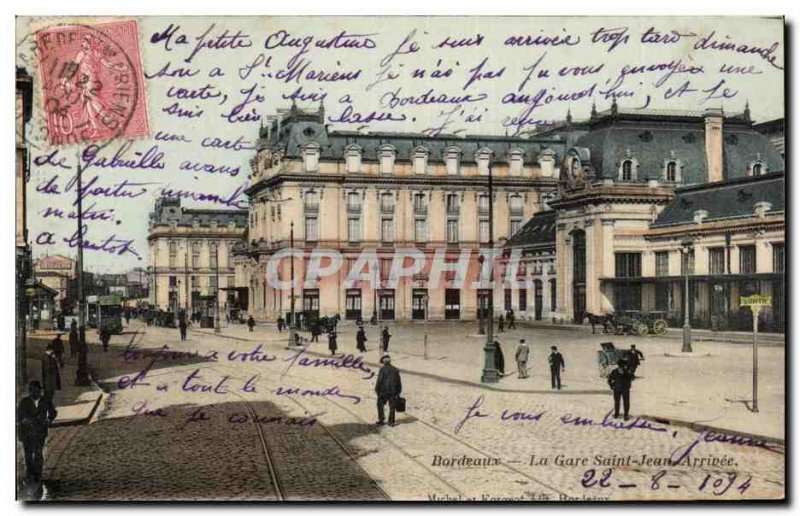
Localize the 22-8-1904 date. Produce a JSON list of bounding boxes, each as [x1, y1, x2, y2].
[[580, 468, 752, 496]]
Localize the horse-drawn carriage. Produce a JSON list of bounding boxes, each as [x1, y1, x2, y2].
[[584, 310, 668, 336], [613, 310, 669, 336]]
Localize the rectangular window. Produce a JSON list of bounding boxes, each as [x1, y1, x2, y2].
[[773, 243, 785, 273], [304, 191, 319, 211], [739, 245, 756, 274], [414, 219, 427, 242], [478, 195, 490, 215], [169, 242, 177, 269], [446, 194, 459, 215], [509, 219, 522, 236], [413, 193, 427, 213], [381, 218, 394, 243], [346, 192, 361, 212], [380, 193, 395, 213], [210, 244, 218, 269], [479, 219, 490, 243], [655, 251, 670, 277], [191, 242, 200, 268], [169, 275, 177, 288], [446, 219, 459, 244], [519, 289, 527, 312], [210, 275, 218, 289], [615, 252, 642, 278], [305, 216, 319, 242], [380, 258, 392, 282], [708, 247, 725, 275], [681, 249, 695, 275], [504, 288, 512, 311], [347, 217, 361, 243]]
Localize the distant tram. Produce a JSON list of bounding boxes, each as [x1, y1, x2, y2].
[[87, 294, 124, 334]]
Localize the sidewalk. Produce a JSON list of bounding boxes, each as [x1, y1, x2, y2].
[[193, 322, 785, 443], [21, 334, 105, 426]]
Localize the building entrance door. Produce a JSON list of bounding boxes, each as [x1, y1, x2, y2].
[[345, 289, 361, 320], [411, 289, 427, 320], [534, 280, 543, 321], [379, 289, 395, 320], [445, 289, 461, 319], [571, 229, 586, 323], [302, 289, 320, 321]]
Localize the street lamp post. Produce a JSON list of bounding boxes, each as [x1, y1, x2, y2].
[[681, 239, 694, 353], [288, 221, 296, 346], [74, 154, 90, 386], [214, 245, 220, 333], [481, 162, 498, 383]]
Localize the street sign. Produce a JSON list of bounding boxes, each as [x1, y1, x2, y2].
[[740, 295, 771, 414], [740, 294, 772, 308]]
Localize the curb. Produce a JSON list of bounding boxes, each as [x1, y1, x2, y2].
[[639, 414, 785, 447]]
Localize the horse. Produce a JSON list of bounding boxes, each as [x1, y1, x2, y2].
[[582, 311, 615, 334]]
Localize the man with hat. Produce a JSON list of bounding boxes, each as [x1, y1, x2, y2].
[[514, 339, 530, 379], [548, 345, 565, 390], [17, 380, 57, 483], [607, 358, 635, 420], [375, 354, 402, 427]]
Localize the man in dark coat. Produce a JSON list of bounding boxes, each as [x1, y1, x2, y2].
[[608, 359, 635, 420], [507, 309, 516, 329], [52, 334, 65, 367], [69, 321, 78, 358], [17, 381, 57, 482], [277, 316, 284, 332], [41, 344, 62, 398], [498, 314, 505, 333], [327, 331, 338, 356], [493, 340, 505, 376], [548, 345, 566, 390], [375, 355, 402, 426], [311, 321, 321, 343], [247, 315, 255, 332], [381, 326, 391, 352], [628, 345, 645, 376], [356, 325, 367, 352], [100, 324, 111, 352]]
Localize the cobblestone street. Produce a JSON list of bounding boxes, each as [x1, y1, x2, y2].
[[31, 320, 785, 501]]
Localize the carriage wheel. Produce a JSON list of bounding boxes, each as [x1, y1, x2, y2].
[[636, 322, 649, 337], [653, 319, 668, 336]]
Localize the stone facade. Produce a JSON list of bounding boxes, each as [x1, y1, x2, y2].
[[148, 197, 247, 315]]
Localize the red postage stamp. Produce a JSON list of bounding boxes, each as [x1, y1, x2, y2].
[[35, 19, 149, 146]]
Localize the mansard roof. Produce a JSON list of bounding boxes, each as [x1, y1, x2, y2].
[[506, 209, 557, 248], [568, 109, 783, 185], [150, 197, 248, 228], [651, 171, 784, 228]]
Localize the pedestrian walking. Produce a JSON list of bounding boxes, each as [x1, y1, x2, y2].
[[628, 345, 644, 376], [125, 311, 131, 326], [247, 315, 255, 332], [498, 314, 505, 333], [356, 325, 367, 352], [608, 358, 635, 420], [179, 316, 188, 341], [100, 324, 111, 352], [381, 326, 391, 352], [548, 345, 565, 390], [507, 309, 516, 329], [68, 321, 78, 358], [41, 344, 62, 399], [17, 381, 57, 483], [57, 313, 65, 332], [375, 355, 402, 427], [277, 316, 284, 332], [52, 334, 65, 367], [514, 339, 529, 378], [493, 340, 505, 376], [328, 331, 338, 356], [311, 321, 321, 343]]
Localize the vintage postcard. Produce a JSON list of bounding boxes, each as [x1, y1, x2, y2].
[[14, 15, 785, 502]]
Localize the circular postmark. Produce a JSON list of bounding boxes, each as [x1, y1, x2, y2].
[[32, 20, 147, 149]]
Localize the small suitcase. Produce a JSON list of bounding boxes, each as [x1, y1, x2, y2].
[[395, 396, 407, 413]]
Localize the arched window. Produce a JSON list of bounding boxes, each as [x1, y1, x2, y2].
[[665, 161, 678, 182], [621, 160, 633, 181], [752, 162, 763, 176], [571, 157, 581, 176]]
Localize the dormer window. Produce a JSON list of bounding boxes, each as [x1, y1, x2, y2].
[[345, 144, 362, 173], [413, 146, 429, 175], [507, 148, 525, 176], [621, 159, 634, 181], [664, 159, 682, 182], [444, 146, 462, 176], [571, 157, 581, 176], [301, 143, 320, 173], [378, 144, 396, 174], [475, 147, 493, 176], [751, 162, 765, 176]]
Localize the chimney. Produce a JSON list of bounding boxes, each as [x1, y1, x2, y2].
[[704, 107, 724, 183]]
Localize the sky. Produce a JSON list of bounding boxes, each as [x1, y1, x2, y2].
[[15, 15, 785, 273]]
